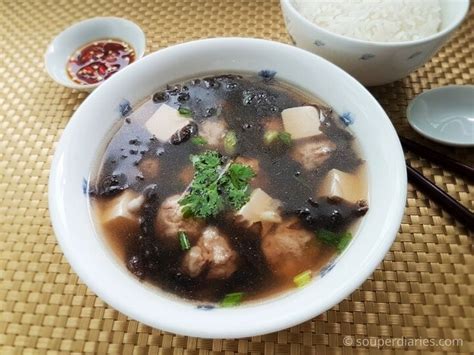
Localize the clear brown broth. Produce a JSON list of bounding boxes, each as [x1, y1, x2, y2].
[[89, 73, 367, 304]]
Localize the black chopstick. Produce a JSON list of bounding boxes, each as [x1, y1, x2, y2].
[[400, 136, 474, 180], [406, 164, 474, 230]]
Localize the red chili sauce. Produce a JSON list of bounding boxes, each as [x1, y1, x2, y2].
[[67, 39, 135, 85]]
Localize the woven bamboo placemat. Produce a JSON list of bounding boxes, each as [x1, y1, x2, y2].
[[0, 0, 472, 353]]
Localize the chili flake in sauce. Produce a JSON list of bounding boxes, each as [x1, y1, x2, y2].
[[67, 39, 135, 85]]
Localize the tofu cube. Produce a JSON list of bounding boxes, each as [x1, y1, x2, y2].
[[145, 104, 190, 142], [282, 106, 322, 139], [237, 188, 282, 225], [101, 190, 144, 234], [318, 169, 364, 203]]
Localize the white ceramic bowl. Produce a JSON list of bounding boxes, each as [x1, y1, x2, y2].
[[407, 85, 474, 147], [49, 38, 407, 338], [44, 17, 146, 91], [280, 0, 469, 86]]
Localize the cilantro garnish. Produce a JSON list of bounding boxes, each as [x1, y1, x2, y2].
[[221, 163, 255, 209], [179, 151, 255, 218]]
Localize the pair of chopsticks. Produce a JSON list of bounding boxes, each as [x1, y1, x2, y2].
[[400, 136, 474, 231]]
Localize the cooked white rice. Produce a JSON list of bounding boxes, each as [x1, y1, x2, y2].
[[292, 0, 442, 42]]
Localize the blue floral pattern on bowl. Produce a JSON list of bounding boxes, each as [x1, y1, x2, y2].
[[340, 112, 355, 126], [119, 99, 133, 118], [320, 262, 336, 277], [82, 177, 88, 195], [197, 304, 215, 310], [258, 69, 277, 82], [314, 39, 325, 47]]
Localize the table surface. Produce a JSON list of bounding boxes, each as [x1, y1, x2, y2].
[[0, 0, 472, 354]]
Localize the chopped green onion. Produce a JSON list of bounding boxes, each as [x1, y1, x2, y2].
[[337, 232, 352, 252], [178, 231, 191, 250], [220, 292, 244, 307], [317, 229, 352, 253], [293, 270, 312, 288], [317, 229, 340, 247], [178, 107, 192, 117], [278, 132, 292, 145], [264, 130, 279, 145], [263, 130, 292, 146], [191, 136, 207, 145], [224, 131, 238, 155]]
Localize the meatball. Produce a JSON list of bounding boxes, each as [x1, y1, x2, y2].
[[291, 138, 336, 170], [261, 219, 319, 277], [155, 194, 204, 247], [199, 120, 227, 146], [182, 227, 238, 279], [181, 246, 206, 278]]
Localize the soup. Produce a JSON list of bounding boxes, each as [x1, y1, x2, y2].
[[89, 73, 368, 306]]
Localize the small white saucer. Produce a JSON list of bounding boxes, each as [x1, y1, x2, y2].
[[407, 85, 474, 147], [44, 17, 146, 91]]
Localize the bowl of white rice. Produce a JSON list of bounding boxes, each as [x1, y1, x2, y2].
[[280, 0, 469, 86]]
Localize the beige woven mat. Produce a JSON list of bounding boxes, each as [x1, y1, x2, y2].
[[0, 0, 472, 353]]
